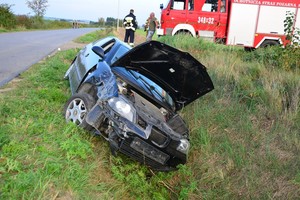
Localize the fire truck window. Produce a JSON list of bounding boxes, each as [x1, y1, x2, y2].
[[171, 0, 186, 10], [188, 0, 194, 10], [220, 0, 226, 12], [202, 0, 218, 12]]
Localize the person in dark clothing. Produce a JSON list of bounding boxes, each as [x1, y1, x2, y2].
[[123, 9, 137, 47]]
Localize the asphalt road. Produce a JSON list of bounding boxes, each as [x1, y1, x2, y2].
[[0, 28, 99, 87]]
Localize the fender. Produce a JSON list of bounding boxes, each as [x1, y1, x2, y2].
[[83, 62, 118, 100], [172, 24, 196, 37], [255, 36, 283, 48]]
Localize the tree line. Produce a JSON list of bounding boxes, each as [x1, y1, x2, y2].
[[1, 1, 126, 30]]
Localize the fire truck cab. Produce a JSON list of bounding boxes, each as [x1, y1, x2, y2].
[[157, 0, 300, 48]]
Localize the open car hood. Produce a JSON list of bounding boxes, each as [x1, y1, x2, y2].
[[112, 41, 214, 110]]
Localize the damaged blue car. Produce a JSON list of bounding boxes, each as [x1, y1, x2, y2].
[[63, 36, 214, 171]]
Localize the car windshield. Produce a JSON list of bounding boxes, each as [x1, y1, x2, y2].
[[129, 70, 174, 107], [111, 46, 129, 64]]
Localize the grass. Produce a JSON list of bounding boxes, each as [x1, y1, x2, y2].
[[135, 29, 159, 41], [0, 29, 299, 199], [74, 28, 115, 43]]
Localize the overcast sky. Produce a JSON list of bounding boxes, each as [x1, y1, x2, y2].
[[1, 0, 168, 25]]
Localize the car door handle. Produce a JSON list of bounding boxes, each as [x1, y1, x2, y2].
[[85, 53, 89, 57]]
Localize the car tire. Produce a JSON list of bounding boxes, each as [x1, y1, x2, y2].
[[64, 93, 96, 130]]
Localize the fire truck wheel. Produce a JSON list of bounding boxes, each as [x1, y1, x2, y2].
[[260, 40, 279, 48], [175, 30, 192, 36]]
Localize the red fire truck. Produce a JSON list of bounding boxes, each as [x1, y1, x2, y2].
[[157, 0, 300, 49]]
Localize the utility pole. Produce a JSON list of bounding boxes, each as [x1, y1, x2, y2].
[[117, 0, 120, 32]]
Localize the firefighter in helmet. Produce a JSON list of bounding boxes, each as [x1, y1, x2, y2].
[[123, 9, 137, 47]]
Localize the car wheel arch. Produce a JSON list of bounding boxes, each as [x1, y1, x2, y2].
[[259, 39, 280, 48], [77, 82, 98, 100]]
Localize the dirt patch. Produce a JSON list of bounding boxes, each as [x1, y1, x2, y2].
[[59, 41, 87, 51], [114, 28, 147, 46]]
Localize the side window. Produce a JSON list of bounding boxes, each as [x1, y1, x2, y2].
[[202, 0, 218, 12], [188, 0, 194, 10], [92, 38, 116, 61], [220, 0, 226, 12], [101, 40, 115, 54], [171, 0, 186, 10]]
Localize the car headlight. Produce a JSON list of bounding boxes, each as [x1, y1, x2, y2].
[[177, 139, 190, 154], [108, 96, 136, 122]]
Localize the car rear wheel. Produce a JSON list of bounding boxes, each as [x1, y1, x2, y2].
[[64, 93, 96, 130]]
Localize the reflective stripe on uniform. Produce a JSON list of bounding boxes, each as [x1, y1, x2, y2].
[[124, 16, 135, 31], [125, 16, 134, 23], [125, 27, 136, 31]]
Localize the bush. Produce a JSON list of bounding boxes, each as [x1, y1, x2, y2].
[[242, 46, 299, 71], [47, 20, 72, 28], [280, 47, 300, 71], [282, 11, 300, 70], [16, 15, 33, 29], [0, 4, 16, 29]]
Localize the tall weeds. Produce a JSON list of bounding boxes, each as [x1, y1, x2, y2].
[[159, 34, 300, 198]]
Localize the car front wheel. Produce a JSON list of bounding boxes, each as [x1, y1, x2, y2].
[[64, 93, 96, 130]]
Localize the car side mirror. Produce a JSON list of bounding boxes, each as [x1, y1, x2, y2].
[[92, 46, 105, 59], [160, 3, 163, 9]]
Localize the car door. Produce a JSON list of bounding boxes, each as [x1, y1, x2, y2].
[[187, 0, 225, 39], [164, 0, 187, 35]]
